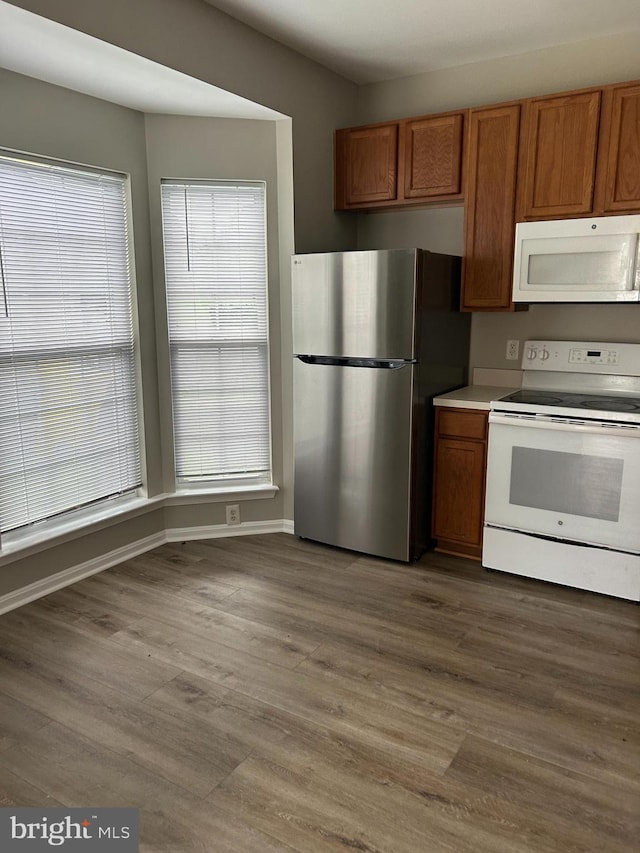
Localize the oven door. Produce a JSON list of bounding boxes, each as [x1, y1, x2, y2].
[[485, 412, 640, 554]]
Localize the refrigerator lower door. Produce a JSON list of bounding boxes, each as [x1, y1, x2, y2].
[[294, 358, 414, 561]]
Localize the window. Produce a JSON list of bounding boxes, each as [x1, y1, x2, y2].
[[0, 152, 142, 535], [161, 180, 271, 487]]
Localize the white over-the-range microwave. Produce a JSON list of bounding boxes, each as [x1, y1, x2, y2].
[[512, 214, 640, 303]]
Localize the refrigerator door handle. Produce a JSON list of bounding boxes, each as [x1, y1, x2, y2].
[[294, 355, 414, 369]]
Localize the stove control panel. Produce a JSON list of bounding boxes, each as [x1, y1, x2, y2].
[[522, 340, 640, 376], [569, 348, 619, 366]]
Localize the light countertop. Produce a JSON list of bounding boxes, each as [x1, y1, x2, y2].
[[433, 385, 519, 411]]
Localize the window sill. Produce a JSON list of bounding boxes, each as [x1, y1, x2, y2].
[[164, 483, 279, 505], [0, 484, 279, 565]]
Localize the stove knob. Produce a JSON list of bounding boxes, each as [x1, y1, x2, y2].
[[526, 346, 538, 361], [540, 347, 550, 361]]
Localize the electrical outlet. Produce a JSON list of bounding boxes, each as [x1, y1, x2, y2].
[[225, 504, 240, 526], [506, 339, 520, 361]]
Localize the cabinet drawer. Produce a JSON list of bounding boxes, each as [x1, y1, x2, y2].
[[436, 407, 487, 440]]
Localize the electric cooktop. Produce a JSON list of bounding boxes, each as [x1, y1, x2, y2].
[[499, 389, 640, 415]]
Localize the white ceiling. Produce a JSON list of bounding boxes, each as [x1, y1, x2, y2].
[[0, 1, 283, 119], [206, 0, 640, 84]]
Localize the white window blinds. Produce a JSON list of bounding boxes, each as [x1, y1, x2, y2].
[[161, 180, 271, 485], [0, 152, 142, 533]]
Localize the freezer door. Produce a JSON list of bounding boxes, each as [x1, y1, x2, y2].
[[292, 250, 419, 359], [294, 358, 414, 561]]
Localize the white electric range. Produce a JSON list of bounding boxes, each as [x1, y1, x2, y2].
[[483, 340, 640, 601]]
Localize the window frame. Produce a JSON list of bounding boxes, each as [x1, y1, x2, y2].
[[160, 177, 274, 493]]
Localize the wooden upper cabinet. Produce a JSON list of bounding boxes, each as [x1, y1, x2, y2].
[[461, 104, 521, 311], [596, 82, 640, 213], [402, 112, 464, 201], [334, 111, 465, 210], [334, 123, 398, 208], [518, 91, 601, 219], [334, 78, 640, 310]]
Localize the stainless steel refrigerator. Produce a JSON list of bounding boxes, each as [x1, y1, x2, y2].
[[292, 249, 470, 562]]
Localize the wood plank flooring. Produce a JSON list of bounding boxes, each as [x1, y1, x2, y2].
[[0, 533, 638, 851]]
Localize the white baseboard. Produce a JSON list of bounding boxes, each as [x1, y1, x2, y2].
[[0, 532, 166, 616], [0, 520, 295, 615], [165, 519, 294, 542]]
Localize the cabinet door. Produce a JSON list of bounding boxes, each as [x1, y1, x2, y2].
[[461, 104, 520, 311], [335, 124, 398, 208], [596, 82, 640, 213], [518, 91, 601, 219], [402, 113, 464, 200], [432, 434, 486, 554], [437, 408, 487, 441]]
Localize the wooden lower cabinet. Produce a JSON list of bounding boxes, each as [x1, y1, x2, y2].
[[432, 407, 488, 559]]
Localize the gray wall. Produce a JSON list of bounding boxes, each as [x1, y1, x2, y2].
[[354, 31, 640, 371], [356, 208, 464, 256]]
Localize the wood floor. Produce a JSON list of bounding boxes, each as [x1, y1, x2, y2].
[[0, 534, 638, 852]]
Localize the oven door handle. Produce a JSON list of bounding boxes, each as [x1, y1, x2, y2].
[[489, 412, 640, 437]]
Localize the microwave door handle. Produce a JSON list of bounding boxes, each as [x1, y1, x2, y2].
[[489, 412, 640, 438]]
